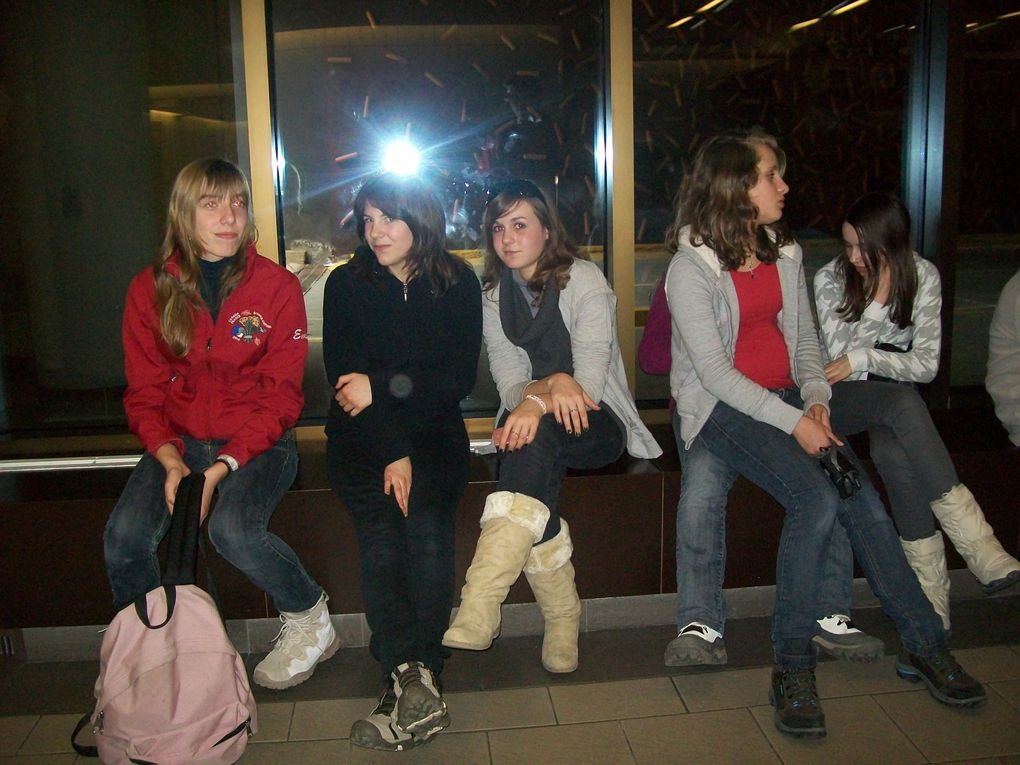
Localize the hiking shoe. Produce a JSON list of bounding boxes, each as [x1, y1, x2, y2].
[[253, 592, 340, 689], [812, 614, 884, 662], [350, 689, 443, 751], [895, 650, 987, 707], [664, 622, 727, 666], [391, 661, 448, 735], [769, 667, 826, 738], [983, 568, 1020, 595]]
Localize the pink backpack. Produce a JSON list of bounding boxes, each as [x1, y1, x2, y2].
[[75, 474, 257, 764]]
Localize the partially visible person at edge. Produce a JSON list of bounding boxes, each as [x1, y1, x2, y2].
[[814, 191, 1020, 630], [988, 268, 1020, 450], [665, 129, 984, 739], [105, 158, 337, 693], [323, 173, 482, 752], [442, 179, 661, 676]]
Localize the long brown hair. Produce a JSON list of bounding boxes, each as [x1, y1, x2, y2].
[[481, 179, 586, 295], [837, 192, 917, 328], [351, 173, 461, 295], [153, 158, 254, 356], [664, 129, 792, 270]]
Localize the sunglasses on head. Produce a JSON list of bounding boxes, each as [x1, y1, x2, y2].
[[484, 179, 547, 206]]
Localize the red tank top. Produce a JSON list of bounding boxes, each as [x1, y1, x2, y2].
[[731, 262, 794, 389]]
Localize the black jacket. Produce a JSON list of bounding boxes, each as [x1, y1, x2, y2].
[[323, 247, 482, 466]]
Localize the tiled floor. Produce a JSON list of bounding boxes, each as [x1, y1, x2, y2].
[[2, 596, 1019, 764]]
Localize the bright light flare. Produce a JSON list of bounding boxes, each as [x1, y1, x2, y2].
[[382, 141, 421, 175]]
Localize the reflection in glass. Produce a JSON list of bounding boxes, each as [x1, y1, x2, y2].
[[631, 0, 914, 401], [269, 2, 607, 418], [952, 2, 1020, 386]]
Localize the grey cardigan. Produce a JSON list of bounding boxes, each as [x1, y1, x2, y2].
[[483, 258, 662, 459], [665, 227, 830, 448]]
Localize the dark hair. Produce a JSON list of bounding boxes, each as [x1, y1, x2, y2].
[[837, 192, 916, 328], [664, 129, 792, 271], [351, 173, 460, 295], [154, 158, 253, 356], [481, 179, 586, 294]]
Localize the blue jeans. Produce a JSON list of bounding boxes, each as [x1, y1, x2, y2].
[[699, 391, 946, 669], [104, 431, 323, 613], [829, 380, 957, 541], [672, 410, 853, 634], [327, 413, 468, 682]]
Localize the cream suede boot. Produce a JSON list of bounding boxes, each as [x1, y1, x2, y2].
[[524, 519, 582, 673], [443, 492, 549, 650], [900, 532, 952, 631], [931, 484, 1020, 593]]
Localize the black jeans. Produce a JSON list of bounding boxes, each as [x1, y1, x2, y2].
[[496, 406, 626, 543], [327, 414, 468, 683]]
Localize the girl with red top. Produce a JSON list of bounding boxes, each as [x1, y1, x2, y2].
[[105, 159, 337, 691]]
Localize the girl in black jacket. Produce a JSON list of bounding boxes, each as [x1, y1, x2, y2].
[[323, 173, 482, 751]]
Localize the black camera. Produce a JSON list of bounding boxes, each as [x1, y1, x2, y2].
[[818, 447, 861, 499]]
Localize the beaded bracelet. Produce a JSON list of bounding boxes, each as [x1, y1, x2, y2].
[[524, 393, 548, 415]]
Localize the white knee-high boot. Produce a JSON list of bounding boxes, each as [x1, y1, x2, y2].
[[900, 532, 952, 631], [443, 492, 549, 650], [524, 519, 581, 673], [931, 484, 1020, 593]]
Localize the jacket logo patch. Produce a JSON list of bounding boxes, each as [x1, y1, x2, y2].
[[229, 310, 271, 345]]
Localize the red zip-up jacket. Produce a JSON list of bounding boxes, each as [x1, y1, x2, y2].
[[122, 245, 308, 467]]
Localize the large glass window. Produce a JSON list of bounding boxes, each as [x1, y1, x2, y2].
[[0, 0, 247, 439], [631, 0, 915, 402], [267, 1, 607, 419], [950, 2, 1020, 387]]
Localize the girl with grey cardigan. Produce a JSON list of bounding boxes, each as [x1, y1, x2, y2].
[[665, 130, 983, 738], [443, 179, 660, 674]]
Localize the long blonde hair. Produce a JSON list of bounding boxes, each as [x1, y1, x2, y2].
[[153, 159, 255, 356]]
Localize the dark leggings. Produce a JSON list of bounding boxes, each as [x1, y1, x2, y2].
[[496, 405, 625, 543], [327, 415, 468, 682]]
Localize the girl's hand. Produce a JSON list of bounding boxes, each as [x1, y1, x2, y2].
[[155, 443, 190, 514], [494, 398, 545, 451], [546, 373, 599, 434], [384, 456, 412, 516], [200, 460, 230, 523], [336, 373, 372, 416], [824, 355, 853, 384], [793, 408, 842, 455]]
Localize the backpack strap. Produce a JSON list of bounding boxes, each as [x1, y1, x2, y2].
[[162, 473, 205, 586], [131, 472, 205, 630], [71, 712, 99, 757], [134, 585, 176, 629]]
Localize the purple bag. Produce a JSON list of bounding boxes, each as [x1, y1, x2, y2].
[[639, 274, 672, 376]]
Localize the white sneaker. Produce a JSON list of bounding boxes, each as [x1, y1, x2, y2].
[[812, 614, 884, 662], [664, 622, 727, 666], [253, 592, 340, 689]]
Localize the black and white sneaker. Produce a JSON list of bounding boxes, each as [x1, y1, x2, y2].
[[664, 622, 727, 666], [391, 661, 449, 735], [349, 689, 438, 751], [812, 614, 884, 662]]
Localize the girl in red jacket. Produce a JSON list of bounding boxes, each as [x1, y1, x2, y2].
[[104, 158, 337, 690]]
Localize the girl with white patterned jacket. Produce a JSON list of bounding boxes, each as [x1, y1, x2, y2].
[[814, 192, 1020, 629]]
